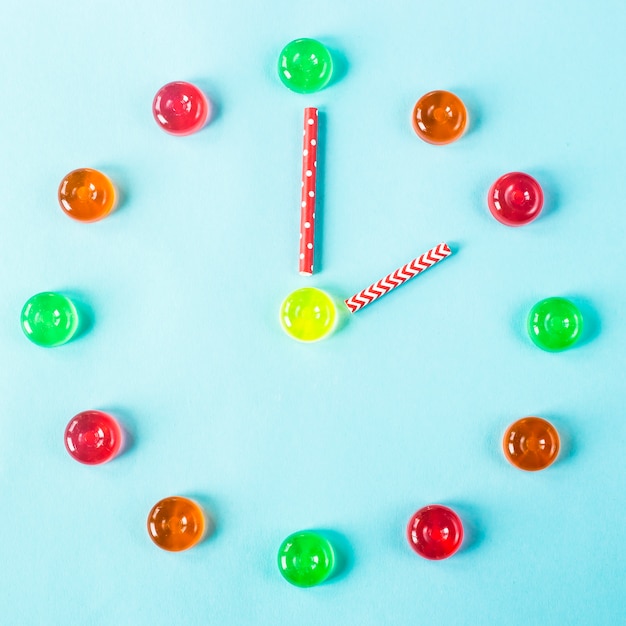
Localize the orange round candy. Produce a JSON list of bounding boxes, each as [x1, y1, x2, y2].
[[147, 496, 205, 551], [412, 90, 468, 145], [503, 417, 560, 471], [58, 168, 116, 222]]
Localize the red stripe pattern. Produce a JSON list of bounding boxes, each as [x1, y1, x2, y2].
[[344, 242, 452, 313], [299, 107, 318, 275]]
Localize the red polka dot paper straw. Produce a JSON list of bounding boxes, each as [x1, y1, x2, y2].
[[299, 107, 318, 275], [344, 242, 452, 313]]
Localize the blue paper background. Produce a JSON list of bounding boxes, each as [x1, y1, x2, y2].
[[0, 1, 624, 624]]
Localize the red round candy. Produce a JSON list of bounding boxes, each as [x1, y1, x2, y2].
[[487, 172, 544, 226], [152, 81, 210, 136], [64, 410, 123, 465], [407, 505, 464, 560]]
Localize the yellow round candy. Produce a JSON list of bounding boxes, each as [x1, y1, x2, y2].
[[279, 288, 337, 342]]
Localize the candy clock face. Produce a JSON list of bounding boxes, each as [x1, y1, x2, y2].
[[2, 3, 624, 626]]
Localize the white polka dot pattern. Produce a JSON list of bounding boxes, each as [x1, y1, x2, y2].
[[299, 107, 318, 275]]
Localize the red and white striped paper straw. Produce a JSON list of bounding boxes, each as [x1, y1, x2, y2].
[[344, 242, 452, 313], [299, 107, 318, 275]]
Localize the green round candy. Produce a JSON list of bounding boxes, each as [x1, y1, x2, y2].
[[278, 38, 333, 94], [279, 287, 337, 342], [277, 531, 335, 587], [21, 292, 79, 347], [528, 297, 583, 352]]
